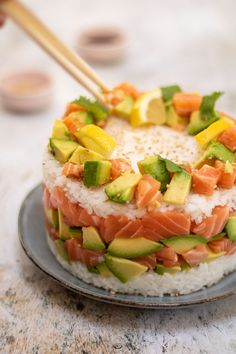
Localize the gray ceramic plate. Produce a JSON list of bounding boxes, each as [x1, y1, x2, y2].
[[18, 184, 236, 309]]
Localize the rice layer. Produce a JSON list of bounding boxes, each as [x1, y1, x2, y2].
[[43, 117, 236, 223], [47, 234, 236, 296]]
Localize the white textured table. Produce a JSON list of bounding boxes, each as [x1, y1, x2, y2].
[[1, 1, 236, 353]]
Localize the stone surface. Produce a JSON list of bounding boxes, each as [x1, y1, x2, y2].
[[1, 0, 236, 353]]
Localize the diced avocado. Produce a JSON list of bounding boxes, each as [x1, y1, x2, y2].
[[69, 146, 104, 164], [138, 156, 170, 192], [54, 239, 69, 262], [105, 172, 141, 204], [45, 208, 59, 229], [58, 209, 82, 240], [224, 161, 233, 173], [155, 264, 181, 275], [74, 124, 116, 158], [188, 111, 219, 135], [114, 96, 134, 120], [163, 170, 192, 205], [83, 160, 111, 187], [195, 118, 234, 148], [51, 119, 70, 140], [194, 141, 235, 168], [181, 262, 191, 271], [210, 232, 226, 241], [225, 216, 236, 241], [96, 262, 113, 277], [67, 111, 93, 125], [104, 254, 148, 283], [82, 226, 105, 250], [50, 138, 78, 163], [166, 105, 188, 130], [108, 237, 163, 258], [206, 248, 225, 262], [161, 235, 207, 254]]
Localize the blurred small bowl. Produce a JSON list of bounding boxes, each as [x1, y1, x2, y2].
[[0, 71, 53, 113], [77, 27, 126, 64]]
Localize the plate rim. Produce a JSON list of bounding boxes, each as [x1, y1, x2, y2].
[[18, 184, 236, 309]]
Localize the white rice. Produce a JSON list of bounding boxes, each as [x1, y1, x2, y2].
[[47, 234, 236, 296], [43, 117, 236, 222]]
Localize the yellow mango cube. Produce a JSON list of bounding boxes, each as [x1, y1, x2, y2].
[[195, 118, 234, 147]]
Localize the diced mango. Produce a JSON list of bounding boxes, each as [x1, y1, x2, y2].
[[74, 124, 117, 157], [195, 118, 234, 147]]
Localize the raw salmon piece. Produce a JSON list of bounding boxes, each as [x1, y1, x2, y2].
[[113, 82, 140, 100], [156, 247, 179, 268], [191, 206, 229, 239], [135, 174, 162, 210], [181, 244, 208, 266], [43, 187, 54, 209], [62, 162, 83, 179], [110, 158, 133, 180], [63, 103, 83, 117], [133, 254, 157, 269], [141, 211, 191, 242], [65, 238, 103, 267], [215, 160, 236, 189], [218, 125, 236, 152], [208, 237, 230, 253], [192, 165, 221, 196], [63, 115, 83, 134], [173, 93, 202, 117]]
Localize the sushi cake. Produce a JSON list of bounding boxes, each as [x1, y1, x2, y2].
[[43, 83, 236, 296]]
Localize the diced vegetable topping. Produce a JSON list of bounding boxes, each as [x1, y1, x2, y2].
[[160, 85, 182, 102], [195, 118, 234, 147], [72, 96, 109, 123]]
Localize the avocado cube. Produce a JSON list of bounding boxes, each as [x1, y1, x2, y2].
[[166, 105, 188, 130], [194, 141, 235, 168], [138, 156, 170, 192], [105, 172, 141, 204], [108, 237, 163, 258], [45, 208, 59, 229], [210, 232, 226, 242], [104, 254, 148, 283], [82, 226, 105, 250], [83, 160, 111, 187], [58, 209, 82, 240], [225, 216, 236, 241], [163, 170, 192, 205], [155, 264, 181, 275], [188, 111, 219, 135], [161, 235, 207, 254], [114, 96, 134, 120], [50, 138, 78, 163], [51, 119, 71, 140], [69, 146, 104, 164], [54, 239, 69, 262], [68, 111, 93, 125], [96, 262, 113, 277]]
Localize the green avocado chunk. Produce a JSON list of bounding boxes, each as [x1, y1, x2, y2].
[[58, 209, 82, 240], [166, 104, 187, 130], [54, 239, 69, 262], [155, 264, 181, 275], [161, 235, 207, 254], [108, 237, 163, 258], [163, 170, 192, 205], [225, 216, 236, 241], [138, 156, 170, 192], [83, 160, 111, 187], [67, 111, 93, 125], [96, 262, 113, 277], [105, 172, 141, 204], [51, 119, 71, 140], [210, 232, 226, 241], [50, 138, 78, 163], [188, 111, 219, 135], [194, 141, 235, 168], [69, 146, 104, 164], [82, 226, 105, 250], [104, 254, 148, 283], [114, 96, 134, 120], [45, 208, 59, 229]]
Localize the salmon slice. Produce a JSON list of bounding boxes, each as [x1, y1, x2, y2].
[[141, 211, 191, 242], [218, 125, 236, 152], [62, 162, 83, 179], [65, 238, 103, 267], [43, 187, 54, 210], [215, 160, 236, 189], [63, 103, 83, 118], [63, 115, 83, 134], [113, 82, 140, 100], [110, 158, 133, 181], [192, 165, 221, 196], [191, 206, 229, 239], [208, 237, 236, 255], [133, 254, 157, 269], [51, 187, 101, 228], [135, 174, 162, 210], [172, 93, 202, 117], [181, 244, 208, 266], [156, 247, 179, 268]]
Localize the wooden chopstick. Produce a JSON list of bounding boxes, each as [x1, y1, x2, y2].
[[0, 0, 110, 103]]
